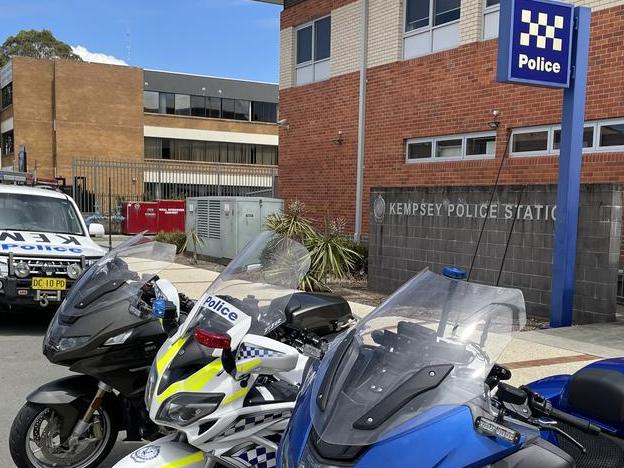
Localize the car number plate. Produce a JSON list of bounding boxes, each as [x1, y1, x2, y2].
[[32, 277, 67, 290]]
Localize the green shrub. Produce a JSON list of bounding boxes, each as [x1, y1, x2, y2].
[[342, 238, 368, 274], [265, 202, 363, 291], [154, 231, 187, 254]]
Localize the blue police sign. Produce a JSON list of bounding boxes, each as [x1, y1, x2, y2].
[[497, 0, 574, 88]]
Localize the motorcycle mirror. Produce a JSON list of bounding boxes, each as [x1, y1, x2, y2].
[[194, 329, 232, 350]]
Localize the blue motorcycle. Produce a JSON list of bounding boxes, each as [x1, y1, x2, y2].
[[278, 269, 624, 467]]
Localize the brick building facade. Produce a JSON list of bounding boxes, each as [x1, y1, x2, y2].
[[267, 0, 624, 321]]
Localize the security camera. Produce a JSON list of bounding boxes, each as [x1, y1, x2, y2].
[[277, 119, 290, 129]]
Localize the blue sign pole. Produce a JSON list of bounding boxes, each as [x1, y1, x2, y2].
[[550, 6, 592, 327]]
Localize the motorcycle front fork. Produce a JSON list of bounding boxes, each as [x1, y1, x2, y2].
[[68, 381, 112, 445]]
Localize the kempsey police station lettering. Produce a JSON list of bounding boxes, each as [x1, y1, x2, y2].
[[389, 202, 556, 221]]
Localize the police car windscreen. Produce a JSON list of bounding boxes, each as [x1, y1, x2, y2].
[[0, 193, 84, 235]]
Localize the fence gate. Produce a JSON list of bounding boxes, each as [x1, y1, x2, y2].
[[72, 159, 279, 215]]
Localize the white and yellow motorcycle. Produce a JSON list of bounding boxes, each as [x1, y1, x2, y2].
[[114, 231, 354, 468]]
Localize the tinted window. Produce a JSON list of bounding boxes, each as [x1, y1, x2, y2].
[[406, 0, 430, 31], [175, 94, 191, 116], [1, 83, 12, 108], [206, 97, 221, 118], [315, 17, 331, 61], [234, 100, 250, 121], [553, 127, 593, 150], [0, 193, 83, 235], [162, 139, 172, 159], [144, 137, 162, 159], [599, 123, 624, 148], [190, 141, 205, 161], [486, 0, 500, 6], [512, 131, 548, 153], [466, 135, 496, 156], [434, 0, 461, 26], [408, 141, 433, 159], [222, 99, 236, 120], [143, 91, 159, 113], [205, 142, 220, 162], [159, 93, 175, 114], [191, 95, 206, 117], [2, 129, 14, 155], [297, 26, 313, 64], [252, 102, 278, 123], [436, 138, 462, 158], [171, 139, 191, 160]]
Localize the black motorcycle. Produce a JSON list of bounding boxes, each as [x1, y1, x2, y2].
[[9, 234, 191, 468]]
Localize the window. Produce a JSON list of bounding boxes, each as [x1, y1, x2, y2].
[[404, 0, 460, 59], [553, 127, 594, 150], [190, 95, 206, 117], [511, 120, 624, 156], [174, 94, 191, 116], [1, 129, 14, 155], [234, 99, 250, 121], [406, 132, 496, 162], [252, 101, 278, 123], [296, 16, 331, 86], [512, 130, 549, 154], [221, 98, 236, 120], [143, 91, 159, 113], [1, 83, 12, 109], [206, 97, 221, 118], [159, 93, 175, 114], [483, 0, 500, 40], [144, 137, 278, 165], [599, 122, 624, 148]]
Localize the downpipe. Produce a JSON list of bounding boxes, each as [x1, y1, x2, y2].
[[68, 381, 112, 448]]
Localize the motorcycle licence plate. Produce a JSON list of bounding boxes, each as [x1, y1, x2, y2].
[[32, 277, 67, 290]]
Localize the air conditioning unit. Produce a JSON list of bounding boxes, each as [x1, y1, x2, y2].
[[185, 197, 284, 260]]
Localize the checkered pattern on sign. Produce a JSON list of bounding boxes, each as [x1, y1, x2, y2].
[[218, 411, 291, 438], [232, 445, 277, 468], [519, 9, 565, 51], [237, 344, 284, 360]]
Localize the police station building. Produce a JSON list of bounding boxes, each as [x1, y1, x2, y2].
[[260, 0, 624, 324]]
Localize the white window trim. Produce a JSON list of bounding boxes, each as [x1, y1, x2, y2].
[[482, 1, 501, 40], [510, 119, 624, 157], [406, 131, 497, 164], [295, 15, 331, 84], [403, 0, 460, 39]]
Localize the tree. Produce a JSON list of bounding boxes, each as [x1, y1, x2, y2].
[[0, 29, 82, 68]]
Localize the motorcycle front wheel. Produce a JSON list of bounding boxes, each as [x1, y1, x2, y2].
[[9, 401, 119, 468]]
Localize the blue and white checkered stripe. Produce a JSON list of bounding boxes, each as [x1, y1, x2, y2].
[[237, 344, 284, 360], [231, 445, 277, 468], [218, 411, 291, 438]]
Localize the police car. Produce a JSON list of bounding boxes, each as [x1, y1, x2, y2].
[[0, 183, 106, 308]]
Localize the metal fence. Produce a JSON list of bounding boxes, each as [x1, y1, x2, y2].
[[72, 159, 279, 215]]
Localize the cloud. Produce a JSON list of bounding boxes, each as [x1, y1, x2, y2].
[[71, 45, 127, 66]]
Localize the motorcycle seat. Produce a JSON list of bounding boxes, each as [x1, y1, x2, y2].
[[244, 380, 299, 406], [566, 367, 624, 425]]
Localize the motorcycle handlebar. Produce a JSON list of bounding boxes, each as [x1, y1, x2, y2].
[[548, 406, 602, 435]]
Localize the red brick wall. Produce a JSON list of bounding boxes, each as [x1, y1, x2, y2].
[[279, 5, 624, 234]]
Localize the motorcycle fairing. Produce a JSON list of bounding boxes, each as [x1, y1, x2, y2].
[[113, 434, 205, 468]]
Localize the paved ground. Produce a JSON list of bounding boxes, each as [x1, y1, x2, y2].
[[2, 250, 624, 467]]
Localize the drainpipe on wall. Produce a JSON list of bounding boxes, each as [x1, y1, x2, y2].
[[354, 0, 369, 242], [52, 59, 58, 177]]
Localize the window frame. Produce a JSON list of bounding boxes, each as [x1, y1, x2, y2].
[[404, 0, 461, 37], [295, 14, 331, 86], [482, 0, 501, 40], [597, 118, 624, 152], [510, 126, 552, 157], [405, 131, 497, 164]]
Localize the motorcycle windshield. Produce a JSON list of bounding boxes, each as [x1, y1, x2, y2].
[[311, 269, 526, 447], [60, 233, 176, 318], [181, 231, 311, 339]]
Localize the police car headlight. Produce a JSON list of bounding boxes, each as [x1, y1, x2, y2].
[[14, 261, 31, 279], [156, 393, 224, 427], [66, 263, 83, 280]]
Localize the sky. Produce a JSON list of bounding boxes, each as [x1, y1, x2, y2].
[[0, 0, 282, 83]]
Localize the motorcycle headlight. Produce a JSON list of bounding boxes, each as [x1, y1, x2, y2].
[[66, 263, 83, 280], [157, 393, 224, 427], [14, 261, 30, 278], [103, 330, 133, 346], [54, 336, 90, 352]]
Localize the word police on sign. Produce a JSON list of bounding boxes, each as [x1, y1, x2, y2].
[[497, 0, 574, 88]]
